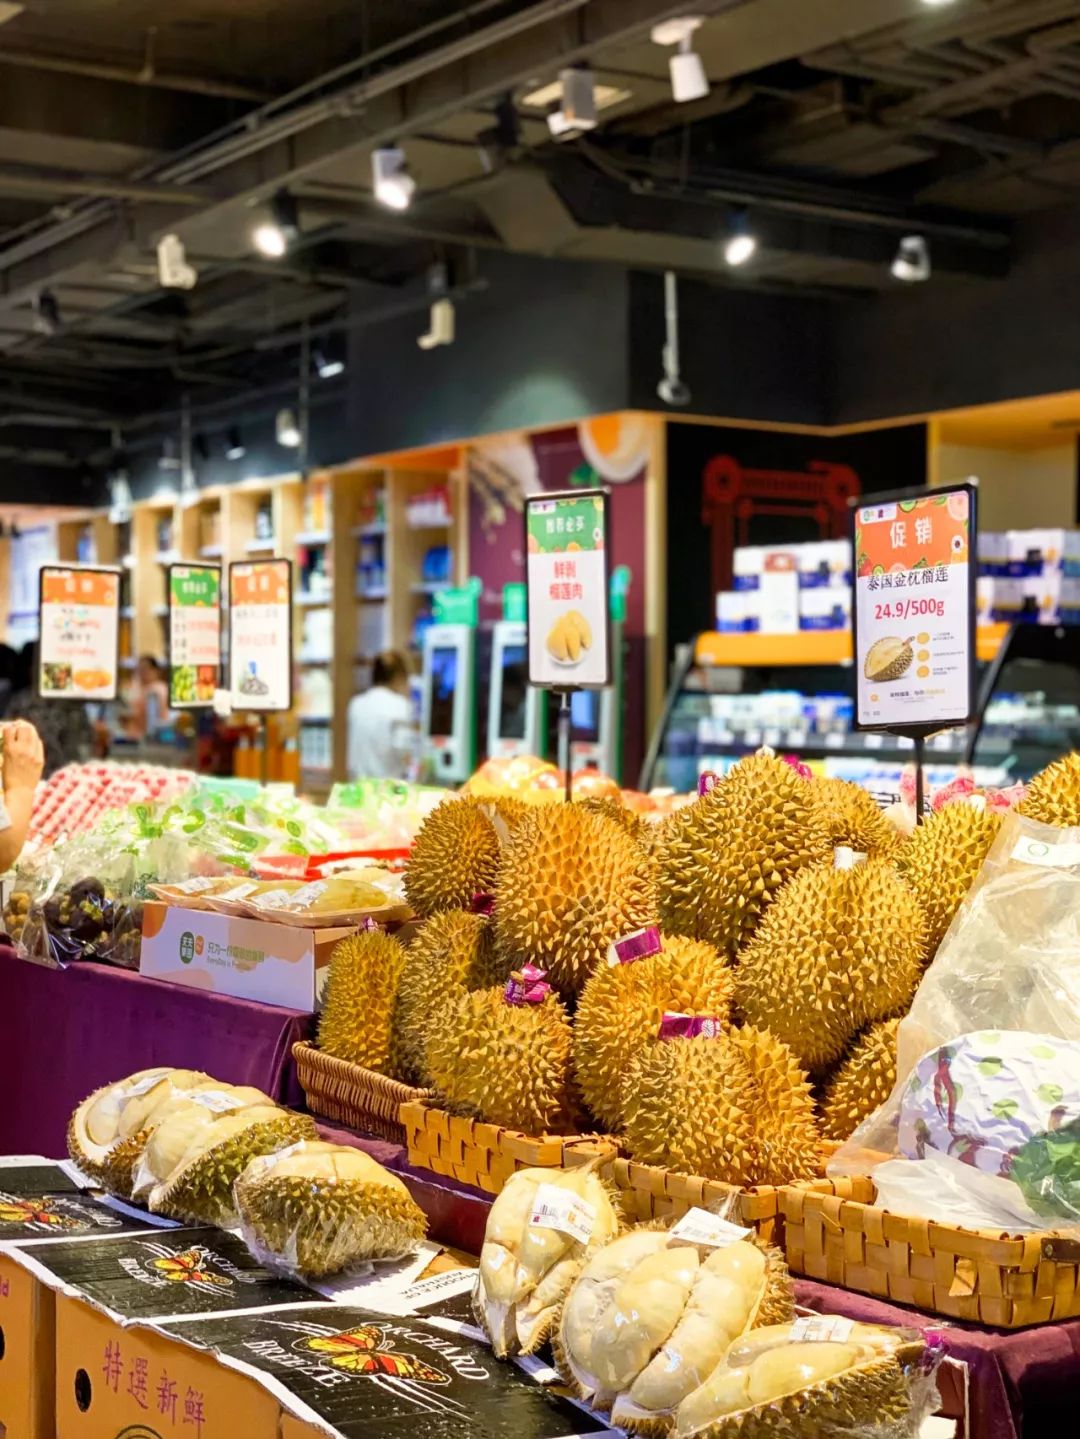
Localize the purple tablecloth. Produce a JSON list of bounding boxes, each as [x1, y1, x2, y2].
[[0, 945, 314, 1158]]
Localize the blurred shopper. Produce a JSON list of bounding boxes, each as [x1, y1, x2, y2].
[[347, 650, 414, 779], [0, 718, 44, 869], [7, 643, 90, 776], [123, 655, 170, 741]]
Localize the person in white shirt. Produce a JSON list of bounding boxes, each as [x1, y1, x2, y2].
[[347, 650, 414, 780]]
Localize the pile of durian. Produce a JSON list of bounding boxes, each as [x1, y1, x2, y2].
[[317, 750, 1044, 1185]]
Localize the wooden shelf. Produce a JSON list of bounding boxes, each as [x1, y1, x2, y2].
[[694, 624, 1012, 670], [352, 523, 386, 538], [295, 530, 331, 546], [244, 537, 276, 554]]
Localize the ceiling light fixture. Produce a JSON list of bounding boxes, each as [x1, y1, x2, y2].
[[225, 426, 246, 461], [723, 210, 758, 268], [891, 234, 931, 283], [651, 16, 709, 104], [372, 147, 416, 211], [253, 190, 300, 258], [547, 67, 598, 139], [157, 233, 197, 290], [418, 298, 455, 351], [33, 289, 60, 336], [276, 407, 302, 448], [159, 435, 182, 471], [314, 348, 345, 380], [920, 0, 958, 7]]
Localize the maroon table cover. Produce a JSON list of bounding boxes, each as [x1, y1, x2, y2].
[[0, 944, 313, 1158]]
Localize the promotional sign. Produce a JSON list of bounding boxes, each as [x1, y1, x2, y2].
[[229, 558, 293, 712], [852, 483, 976, 732], [525, 489, 610, 689], [37, 565, 120, 701], [168, 563, 221, 708]]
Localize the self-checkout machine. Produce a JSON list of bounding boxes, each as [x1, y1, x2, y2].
[[524, 489, 612, 794], [419, 578, 482, 784], [487, 582, 548, 761]]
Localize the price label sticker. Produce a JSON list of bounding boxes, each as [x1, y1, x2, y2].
[[122, 1070, 172, 1099], [191, 1089, 249, 1114], [288, 880, 328, 909], [668, 1208, 752, 1249], [176, 877, 218, 895], [790, 1316, 854, 1344], [1011, 835, 1080, 870], [528, 1184, 596, 1245], [220, 881, 259, 902], [254, 888, 295, 910]]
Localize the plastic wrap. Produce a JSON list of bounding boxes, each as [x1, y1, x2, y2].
[[832, 810, 1080, 1229]]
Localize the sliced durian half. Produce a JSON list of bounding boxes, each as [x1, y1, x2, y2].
[[129, 1084, 276, 1199], [67, 1068, 180, 1179]]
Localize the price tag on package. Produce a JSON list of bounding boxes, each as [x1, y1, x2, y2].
[[668, 1208, 752, 1249], [220, 881, 259, 902], [528, 1184, 596, 1244], [790, 1316, 854, 1344], [191, 1089, 249, 1114]]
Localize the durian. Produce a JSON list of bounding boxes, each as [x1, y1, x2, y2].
[[575, 796, 643, 843], [149, 1107, 317, 1226], [129, 1084, 277, 1199], [317, 930, 408, 1079], [67, 1067, 173, 1179], [494, 804, 656, 995], [425, 985, 579, 1134], [1022, 751, 1080, 828], [234, 1140, 426, 1278], [735, 854, 926, 1073], [815, 777, 900, 858], [404, 796, 500, 917], [656, 753, 832, 960], [895, 800, 1003, 953], [621, 1036, 761, 1185], [555, 1230, 793, 1432], [863, 635, 914, 683], [575, 936, 734, 1131], [819, 1017, 900, 1142], [394, 911, 507, 1085], [475, 1165, 620, 1357], [674, 1322, 922, 1438], [728, 1028, 820, 1186]]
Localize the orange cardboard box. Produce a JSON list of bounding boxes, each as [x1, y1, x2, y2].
[[0, 1249, 56, 1439]]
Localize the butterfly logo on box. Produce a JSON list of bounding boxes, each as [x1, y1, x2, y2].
[[294, 1326, 451, 1384], [118, 1241, 254, 1295], [0, 1192, 123, 1235]]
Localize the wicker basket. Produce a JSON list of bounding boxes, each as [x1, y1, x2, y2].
[[401, 1100, 617, 1195], [293, 1042, 431, 1145], [781, 1175, 1080, 1327]]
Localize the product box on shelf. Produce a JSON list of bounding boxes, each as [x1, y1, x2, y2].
[[798, 585, 852, 631], [715, 591, 747, 633], [139, 902, 357, 1009]]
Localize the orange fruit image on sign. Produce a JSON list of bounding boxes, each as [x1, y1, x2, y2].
[[855, 493, 969, 577], [74, 669, 112, 691]]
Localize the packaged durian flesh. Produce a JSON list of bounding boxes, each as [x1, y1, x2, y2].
[[474, 1165, 621, 1359], [555, 1225, 794, 1433], [67, 1067, 216, 1189], [673, 1319, 933, 1439], [235, 1140, 427, 1279], [242, 870, 410, 926]]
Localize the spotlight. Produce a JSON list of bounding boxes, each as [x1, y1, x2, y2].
[[314, 348, 345, 380], [33, 289, 60, 336], [157, 233, 197, 290], [253, 191, 299, 257], [276, 407, 302, 448], [417, 298, 455, 351], [547, 67, 598, 138], [651, 17, 709, 105], [723, 210, 757, 268], [372, 148, 416, 211], [891, 235, 931, 283], [921, 0, 957, 6], [225, 426, 246, 461]]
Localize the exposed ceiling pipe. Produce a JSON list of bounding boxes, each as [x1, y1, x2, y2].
[[0, 45, 270, 102], [0, 163, 211, 207]]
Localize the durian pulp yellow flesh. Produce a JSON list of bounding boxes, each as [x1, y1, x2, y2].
[[163, 1104, 285, 1185], [561, 1230, 670, 1399], [591, 1247, 701, 1394], [82, 1069, 173, 1148], [131, 1085, 275, 1191], [117, 1071, 213, 1139], [257, 1145, 411, 1199]]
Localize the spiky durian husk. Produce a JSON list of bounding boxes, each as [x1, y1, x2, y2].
[[66, 1112, 105, 1183], [656, 754, 832, 960], [404, 796, 500, 917], [735, 858, 926, 1074], [494, 805, 656, 995], [394, 911, 508, 1084], [895, 802, 1004, 953], [425, 987, 579, 1134], [1021, 751, 1080, 828], [728, 1028, 820, 1186], [317, 930, 408, 1079], [749, 1244, 796, 1329], [575, 936, 734, 1131], [621, 1036, 760, 1184], [151, 1113, 317, 1226], [98, 1130, 150, 1200], [815, 777, 900, 858], [819, 1017, 900, 1141], [576, 796, 643, 842]]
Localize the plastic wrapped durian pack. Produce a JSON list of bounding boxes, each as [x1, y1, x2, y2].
[[834, 811, 1080, 1232]]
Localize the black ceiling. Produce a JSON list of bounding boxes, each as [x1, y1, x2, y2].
[[1, 0, 1079, 465]]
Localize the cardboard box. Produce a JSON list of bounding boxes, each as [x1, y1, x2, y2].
[[140, 902, 357, 1010]]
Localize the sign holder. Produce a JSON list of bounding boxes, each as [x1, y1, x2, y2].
[[524, 487, 611, 802], [227, 558, 294, 784], [36, 564, 122, 703], [850, 481, 978, 823], [166, 562, 222, 709]]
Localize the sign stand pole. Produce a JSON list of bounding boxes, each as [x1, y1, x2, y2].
[[913, 731, 926, 826], [557, 690, 573, 803], [259, 714, 269, 786]]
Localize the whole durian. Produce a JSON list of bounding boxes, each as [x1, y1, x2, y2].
[[895, 800, 1003, 953], [394, 911, 507, 1084], [728, 1027, 820, 1186], [425, 984, 579, 1134], [815, 776, 900, 858], [621, 1035, 761, 1185], [234, 1140, 427, 1277], [735, 852, 926, 1073], [404, 796, 500, 916], [475, 1165, 621, 1358], [494, 804, 656, 995], [556, 1230, 793, 1432], [575, 935, 734, 1131], [656, 753, 832, 959], [317, 930, 408, 1079], [819, 1017, 900, 1141], [1021, 751, 1080, 827], [575, 795, 643, 843]]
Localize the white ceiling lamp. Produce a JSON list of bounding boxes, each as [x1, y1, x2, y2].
[[891, 234, 931, 282], [225, 426, 246, 461], [723, 209, 757, 267], [372, 147, 416, 211], [920, 0, 958, 7], [418, 298, 455, 351], [547, 67, 598, 139], [157, 233, 197, 290], [276, 407, 302, 448], [253, 191, 299, 258], [314, 348, 345, 380], [651, 16, 709, 105]]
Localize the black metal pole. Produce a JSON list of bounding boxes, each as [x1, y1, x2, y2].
[[558, 690, 572, 802]]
